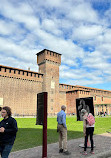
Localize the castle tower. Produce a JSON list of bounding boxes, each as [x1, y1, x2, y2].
[[36, 49, 61, 115]]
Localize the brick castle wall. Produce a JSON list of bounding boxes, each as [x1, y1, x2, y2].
[[66, 91, 79, 114], [0, 49, 111, 116], [0, 66, 43, 116], [59, 91, 66, 112]]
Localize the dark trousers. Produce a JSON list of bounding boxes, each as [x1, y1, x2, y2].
[[84, 127, 94, 151], [0, 144, 13, 158]]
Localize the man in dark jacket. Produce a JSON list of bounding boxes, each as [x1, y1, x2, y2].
[[0, 106, 18, 158]]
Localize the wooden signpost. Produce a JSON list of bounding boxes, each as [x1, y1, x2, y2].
[[36, 92, 48, 158]]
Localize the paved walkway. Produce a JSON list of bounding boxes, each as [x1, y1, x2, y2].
[[9, 133, 111, 158]]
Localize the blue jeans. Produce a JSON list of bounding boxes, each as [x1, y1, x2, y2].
[[0, 144, 13, 158]]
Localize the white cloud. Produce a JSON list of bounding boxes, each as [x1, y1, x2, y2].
[[60, 65, 70, 71], [67, 2, 98, 23], [41, 19, 62, 36], [0, 20, 13, 35], [0, 37, 37, 64], [0, 0, 40, 31], [68, 78, 104, 86], [0, 54, 38, 72], [72, 25, 104, 40], [105, 8, 111, 21]]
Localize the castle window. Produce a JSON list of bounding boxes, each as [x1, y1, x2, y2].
[[34, 74, 36, 77], [27, 72, 28, 76], [50, 52, 51, 55], [23, 71, 24, 75], [14, 70, 16, 74], [9, 69, 11, 73], [18, 71, 20, 74], [5, 68, 6, 72], [101, 97, 103, 101], [94, 96, 96, 100]]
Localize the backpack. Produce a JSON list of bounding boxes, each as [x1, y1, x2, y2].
[[86, 113, 95, 126]]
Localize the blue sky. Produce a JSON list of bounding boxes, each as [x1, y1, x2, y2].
[[0, 0, 111, 90]]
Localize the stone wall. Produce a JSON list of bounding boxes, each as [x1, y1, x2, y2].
[[59, 91, 66, 112], [66, 91, 79, 114], [0, 65, 43, 116]]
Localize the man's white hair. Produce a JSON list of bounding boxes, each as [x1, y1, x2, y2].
[[61, 105, 66, 110]]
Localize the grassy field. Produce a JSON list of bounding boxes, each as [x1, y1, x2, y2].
[[1, 116, 111, 152]]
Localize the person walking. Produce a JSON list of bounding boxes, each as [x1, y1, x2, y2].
[[81, 109, 95, 155], [0, 106, 18, 158], [57, 105, 70, 155]]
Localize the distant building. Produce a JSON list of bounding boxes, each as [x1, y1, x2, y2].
[[0, 49, 111, 116]]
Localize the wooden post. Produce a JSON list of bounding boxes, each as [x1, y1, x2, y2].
[[42, 92, 47, 158]]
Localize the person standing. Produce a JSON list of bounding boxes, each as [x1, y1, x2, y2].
[[0, 106, 18, 158], [81, 109, 95, 155], [57, 105, 70, 155]]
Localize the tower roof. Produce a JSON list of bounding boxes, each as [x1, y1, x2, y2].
[[36, 49, 61, 65], [36, 49, 62, 56]]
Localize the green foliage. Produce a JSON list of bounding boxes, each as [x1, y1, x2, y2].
[[0, 116, 111, 152]]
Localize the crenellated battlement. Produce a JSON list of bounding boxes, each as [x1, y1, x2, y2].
[[75, 85, 111, 97], [59, 83, 89, 92], [36, 49, 61, 65], [0, 65, 43, 82], [59, 83, 111, 97], [59, 83, 77, 91]]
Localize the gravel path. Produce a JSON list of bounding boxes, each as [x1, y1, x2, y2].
[[9, 133, 111, 158]]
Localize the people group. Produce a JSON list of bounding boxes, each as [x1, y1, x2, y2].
[[0, 105, 95, 157], [57, 105, 95, 156]]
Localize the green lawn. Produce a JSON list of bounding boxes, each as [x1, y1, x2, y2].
[[1, 116, 111, 152]]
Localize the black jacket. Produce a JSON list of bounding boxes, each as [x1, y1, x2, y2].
[[0, 117, 18, 145]]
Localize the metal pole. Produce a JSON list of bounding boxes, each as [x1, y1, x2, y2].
[[42, 92, 47, 158]]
